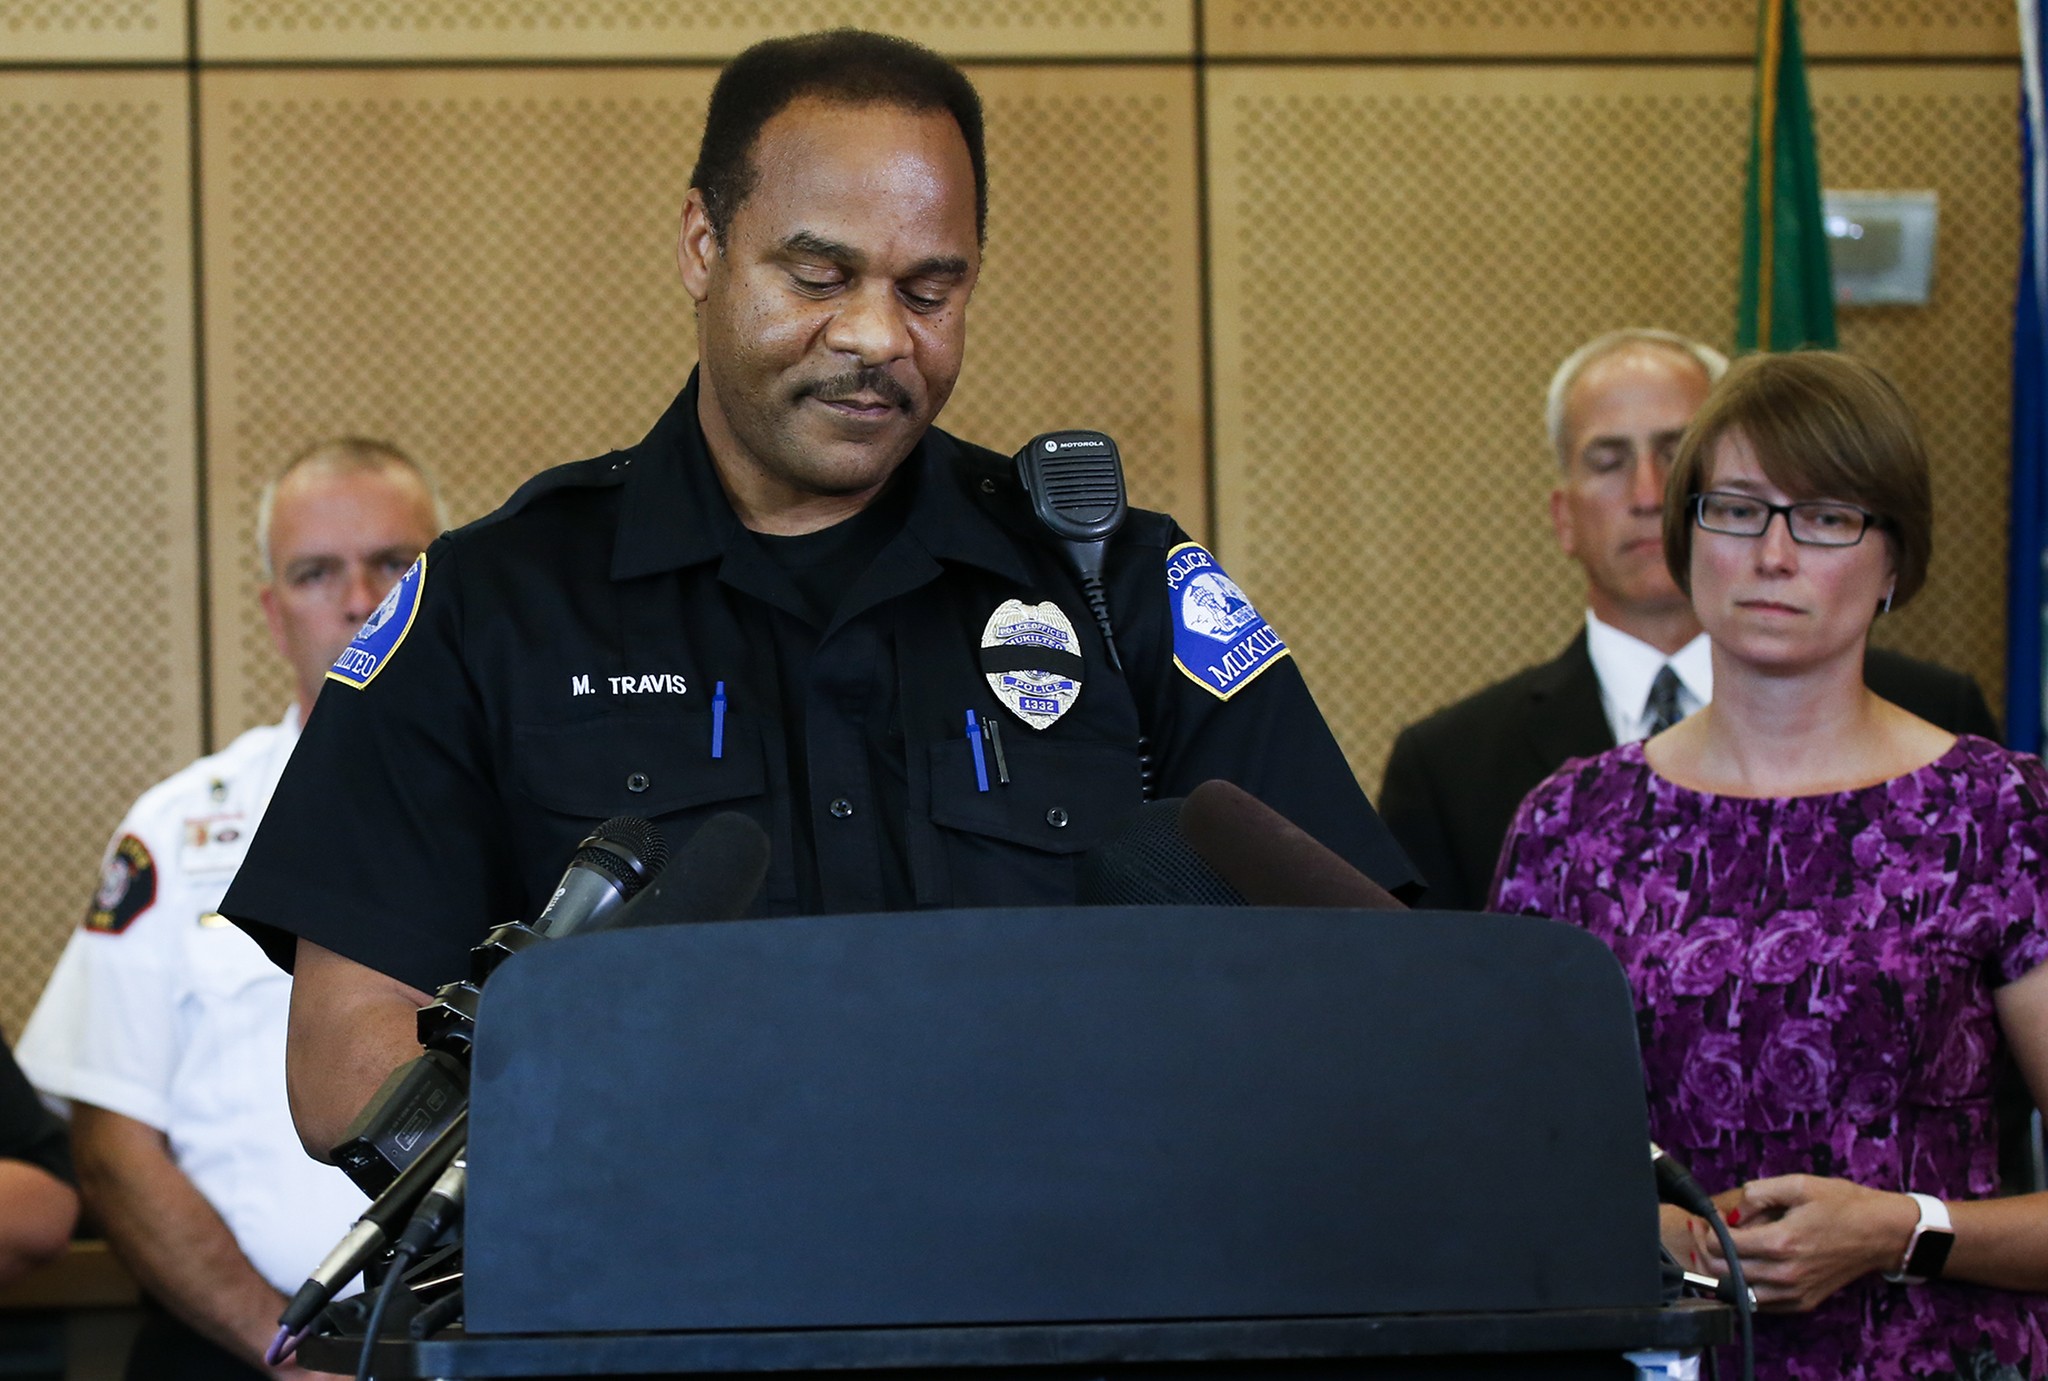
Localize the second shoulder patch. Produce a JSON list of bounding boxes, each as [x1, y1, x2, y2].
[[1166, 541, 1290, 700], [328, 553, 426, 690]]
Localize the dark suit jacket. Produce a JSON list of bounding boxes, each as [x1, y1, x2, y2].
[[1378, 631, 2003, 913]]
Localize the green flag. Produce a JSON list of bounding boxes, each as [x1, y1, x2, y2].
[[1737, 0, 1835, 351]]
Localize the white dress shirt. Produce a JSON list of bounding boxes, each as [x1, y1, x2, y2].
[[1584, 611, 1712, 745]]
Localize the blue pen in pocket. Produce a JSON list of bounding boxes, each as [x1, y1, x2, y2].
[[711, 681, 727, 760], [965, 709, 990, 793]]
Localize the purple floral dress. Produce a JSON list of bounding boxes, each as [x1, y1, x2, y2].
[[1490, 735, 2048, 1381]]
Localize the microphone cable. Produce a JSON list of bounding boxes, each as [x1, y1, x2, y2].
[[1652, 1143, 1753, 1381], [354, 1236, 422, 1381]]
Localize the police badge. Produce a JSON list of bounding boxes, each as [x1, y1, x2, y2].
[[980, 599, 1084, 730]]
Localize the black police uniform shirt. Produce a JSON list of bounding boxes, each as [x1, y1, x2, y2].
[[223, 372, 1416, 994]]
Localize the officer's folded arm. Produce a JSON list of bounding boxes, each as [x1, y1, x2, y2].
[[286, 938, 432, 1160]]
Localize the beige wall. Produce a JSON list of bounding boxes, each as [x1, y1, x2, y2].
[[0, 0, 2019, 1034]]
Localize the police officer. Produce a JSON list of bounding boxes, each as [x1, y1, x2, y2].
[[18, 440, 442, 1379], [222, 29, 1415, 1159]]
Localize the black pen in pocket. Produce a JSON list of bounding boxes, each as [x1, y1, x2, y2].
[[982, 716, 1010, 786]]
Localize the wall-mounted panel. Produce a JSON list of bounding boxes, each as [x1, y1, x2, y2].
[[202, 63, 1205, 741], [1209, 61, 2016, 791], [200, 67, 710, 742], [198, 0, 1194, 62], [1, 0, 186, 63], [1812, 66, 2018, 708], [1210, 65, 1756, 786], [1202, 0, 2016, 60], [0, 72, 199, 1036], [945, 64, 1207, 531]]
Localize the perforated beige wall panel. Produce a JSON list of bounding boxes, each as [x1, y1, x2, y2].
[[1, 0, 186, 62], [1202, 0, 2016, 59], [202, 64, 1204, 740], [0, 72, 200, 1037], [1814, 66, 2018, 709], [200, 67, 709, 742], [197, 0, 1194, 61], [1209, 61, 2020, 790], [946, 64, 1207, 529]]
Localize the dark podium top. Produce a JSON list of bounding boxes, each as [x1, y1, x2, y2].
[[305, 908, 1727, 1377]]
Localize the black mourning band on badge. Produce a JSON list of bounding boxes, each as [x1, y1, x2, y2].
[[979, 644, 1085, 680]]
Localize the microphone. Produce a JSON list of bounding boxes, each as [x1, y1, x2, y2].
[[585, 811, 771, 932], [394, 1151, 467, 1257], [1013, 429, 1128, 672], [274, 1109, 467, 1343], [332, 817, 671, 1196], [1078, 781, 1404, 910], [279, 812, 774, 1354], [1077, 798, 1243, 906], [1179, 780, 1405, 910], [1649, 1141, 1716, 1218], [1650, 1142, 1756, 1379], [531, 815, 669, 937]]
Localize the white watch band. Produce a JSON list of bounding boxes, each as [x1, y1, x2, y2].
[[1883, 1191, 1954, 1283]]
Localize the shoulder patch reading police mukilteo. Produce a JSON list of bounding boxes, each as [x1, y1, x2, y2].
[[1167, 541, 1290, 700], [980, 599, 1083, 730], [85, 834, 155, 935], [328, 552, 425, 690]]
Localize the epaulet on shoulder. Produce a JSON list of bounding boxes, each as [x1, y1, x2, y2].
[[470, 452, 635, 530]]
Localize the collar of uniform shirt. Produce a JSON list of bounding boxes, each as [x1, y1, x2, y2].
[[1584, 609, 1712, 745], [611, 366, 1032, 589]]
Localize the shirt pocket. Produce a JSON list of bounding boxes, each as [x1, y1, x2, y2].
[[512, 710, 765, 821], [510, 711, 783, 900], [923, 735, 1140, 906]]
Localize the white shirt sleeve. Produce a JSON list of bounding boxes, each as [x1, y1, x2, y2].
[[16, 807, 186, 1131]]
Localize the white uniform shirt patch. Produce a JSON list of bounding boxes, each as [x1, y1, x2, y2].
[[980, 599, 1083, 731]]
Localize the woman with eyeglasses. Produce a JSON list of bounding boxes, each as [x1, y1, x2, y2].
[[1491, 350, 2048, 1380]]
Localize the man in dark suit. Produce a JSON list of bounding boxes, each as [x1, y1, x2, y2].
[[1379, 329, 2001, 913]]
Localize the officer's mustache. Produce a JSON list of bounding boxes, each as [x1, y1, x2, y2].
[[801, 368, 912, 410]]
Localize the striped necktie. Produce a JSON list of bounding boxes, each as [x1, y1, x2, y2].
[[1645, 664, 1686, 736]]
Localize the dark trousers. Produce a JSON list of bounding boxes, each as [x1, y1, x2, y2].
[[125, 1298, 264, 1381]]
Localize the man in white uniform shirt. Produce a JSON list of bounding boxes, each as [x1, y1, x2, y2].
[[17, 439, 443, 1380], [1378, 328, 2000, 911]]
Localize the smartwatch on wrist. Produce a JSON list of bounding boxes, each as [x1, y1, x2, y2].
[[1883, 1191, 1954, 1284]]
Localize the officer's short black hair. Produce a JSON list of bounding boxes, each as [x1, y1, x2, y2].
[[690, 28, 987, 246]]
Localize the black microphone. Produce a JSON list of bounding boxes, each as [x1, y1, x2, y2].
[[1013, 429, 1128, 672], [331, 816, 671, 1197], [1078, 781, 1404, 910], [1650, 1141, 1755, 1379], [370, 813, 774, 1311], [1077, 798, 1243, 906], [531, 815, 669, 937], [585, 811, 772, 932], [1649, 1141, 1715, 1217]]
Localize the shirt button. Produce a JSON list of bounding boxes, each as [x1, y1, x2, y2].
[[980, 477, 996, 494], [625, 772, 650, 793], [1046, 807, 1069, 828], [829, 797, 855, 819]]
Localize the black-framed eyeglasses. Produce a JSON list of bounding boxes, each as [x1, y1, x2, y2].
[[1691, 491, 1882, 548]]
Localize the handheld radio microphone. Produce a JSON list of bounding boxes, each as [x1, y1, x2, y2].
[[1014, 430, 1127, 672]]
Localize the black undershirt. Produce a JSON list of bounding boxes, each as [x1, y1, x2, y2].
[[750, 476, 915, 910]]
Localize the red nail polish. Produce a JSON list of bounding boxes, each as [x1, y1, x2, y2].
[[1727, 1208, 1741, 1225]]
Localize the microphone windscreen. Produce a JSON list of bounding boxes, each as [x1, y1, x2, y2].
[[1178, 780, 1405, 911], [589, 812, 771, 932], [1077, 798, 1244, 907]]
